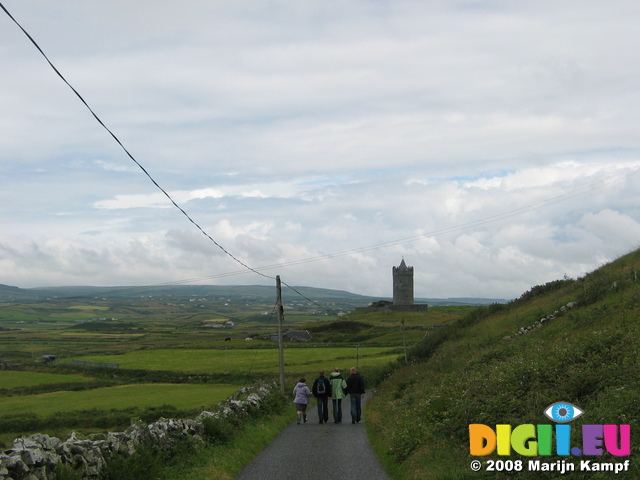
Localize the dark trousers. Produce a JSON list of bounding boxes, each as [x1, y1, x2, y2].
[[350, 394, 362, 423], [332, 398, 343, 422], [316, 396, 329, 423]]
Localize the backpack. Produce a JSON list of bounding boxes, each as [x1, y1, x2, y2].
[[316, 378, 326, 395]]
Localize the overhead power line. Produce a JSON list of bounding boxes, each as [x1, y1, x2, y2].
[[0, 3, 346, 313], [0, 2, 273, 283]]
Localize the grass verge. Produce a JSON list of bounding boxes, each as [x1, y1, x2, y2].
[[100, 388, 291, 480]]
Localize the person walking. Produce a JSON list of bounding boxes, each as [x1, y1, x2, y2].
[[329, 367, 347, 423], [293, 378, 312, 424], [312, 370, 332, 424], [345, 367, 365, 424]]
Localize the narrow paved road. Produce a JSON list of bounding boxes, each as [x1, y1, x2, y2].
[[234, 393, 390, 480]]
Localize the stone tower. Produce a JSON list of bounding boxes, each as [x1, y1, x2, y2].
[[392, 258, 414, 305]]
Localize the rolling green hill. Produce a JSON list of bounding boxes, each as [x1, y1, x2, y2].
[[0, 284, 375, 303], [0, 283, 505, 306], [367, 248, 640, 479]]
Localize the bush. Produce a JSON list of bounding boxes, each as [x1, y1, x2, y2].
[[252, 389, 286, 416], [54, 461, 85, 480], [0, 412, 38, 432], [104, 445, 166, 480], [360, 361, 402, 388], [515, 278, 574, 303], [202, 416, 237, 445]]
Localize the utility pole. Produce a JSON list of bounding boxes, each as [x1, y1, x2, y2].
[[402, 318, 409, 363], [276, 275, 285, 395]]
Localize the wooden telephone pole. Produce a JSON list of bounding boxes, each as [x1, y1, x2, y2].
[[276, 276, 285, 395], [402, 318, 409, 363]]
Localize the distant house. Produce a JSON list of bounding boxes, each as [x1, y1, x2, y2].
[[270, 329, 312, 343]]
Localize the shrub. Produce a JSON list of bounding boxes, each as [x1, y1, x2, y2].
[[54, 461, 85, 480], [104, 445, 165, 480], [202, 416, 237, 445], [0, 412, 38, 432], [515, 278, 575, 303], [253, 389, 286, 415]]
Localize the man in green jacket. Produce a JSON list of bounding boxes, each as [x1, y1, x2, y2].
[[329, 368, 348, 423]]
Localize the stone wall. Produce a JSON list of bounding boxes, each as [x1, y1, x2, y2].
[[503, 301, 578, 339], [0, 382, 278, 480]]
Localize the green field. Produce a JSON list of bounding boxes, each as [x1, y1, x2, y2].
[[0, 370, 90, 389], [0, 383, 237, 417], [0, 286, 468, 456], [69, 346, 401, 374]]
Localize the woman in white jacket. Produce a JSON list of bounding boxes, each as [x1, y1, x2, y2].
[[292, 378, 312, 424]]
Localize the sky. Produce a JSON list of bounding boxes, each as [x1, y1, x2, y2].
[[1, 1, 640, 300]]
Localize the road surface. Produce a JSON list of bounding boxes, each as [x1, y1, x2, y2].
[[234, 393, 390, 480]]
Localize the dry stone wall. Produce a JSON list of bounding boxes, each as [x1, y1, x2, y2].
[[0, 382, 278, 480], [503, 301, 578, 339]]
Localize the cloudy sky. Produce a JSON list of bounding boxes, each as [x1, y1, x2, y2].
[[1, 1, 640, 300]]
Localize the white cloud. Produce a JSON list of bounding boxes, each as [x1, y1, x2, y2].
[[578, 210, 640, 247], [1, 1, 640, 299]]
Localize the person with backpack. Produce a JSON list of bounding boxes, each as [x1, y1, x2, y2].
[[329, 367, 347, 423], [311, 370, 332, 424]]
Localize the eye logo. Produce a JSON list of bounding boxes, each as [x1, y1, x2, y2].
[[543, 402, 584, 423]]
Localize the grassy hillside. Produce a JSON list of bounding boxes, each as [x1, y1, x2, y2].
[[367, 248, 640, 479]]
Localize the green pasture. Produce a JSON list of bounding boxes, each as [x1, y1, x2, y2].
[[0, 370, 90, 389], [69, 346, 401, 374], [68, 305, 109, 312], [0, 384, 237, 417]]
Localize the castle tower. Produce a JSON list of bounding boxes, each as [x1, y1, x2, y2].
[[392, 258, 414, 305]]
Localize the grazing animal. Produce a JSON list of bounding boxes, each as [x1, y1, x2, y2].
[[224, 337, 231, 341], [245, 337, 253, 342]]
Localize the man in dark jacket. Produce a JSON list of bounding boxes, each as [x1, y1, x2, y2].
[[345, 367, 365, 423], [312, 370, 332, 424]]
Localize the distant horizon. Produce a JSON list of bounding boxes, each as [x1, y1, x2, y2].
[[0, 282, 510, 303]]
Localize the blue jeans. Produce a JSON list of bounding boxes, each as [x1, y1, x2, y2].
[[332, 398, 343, 422], [350, 394, 362, 423], [316, 396, 329, 423]]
